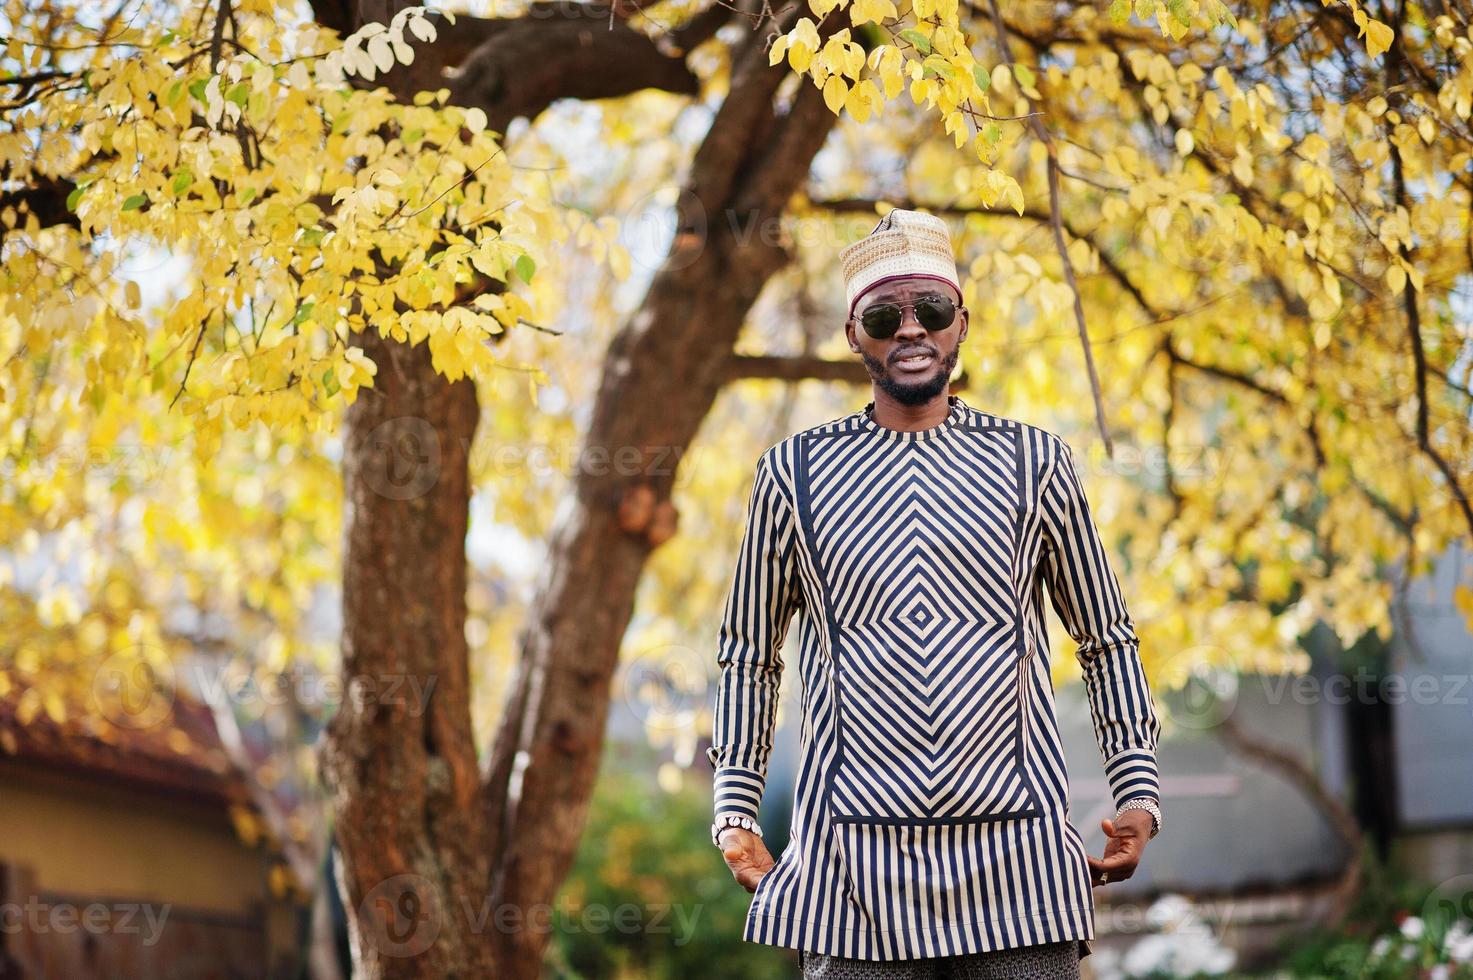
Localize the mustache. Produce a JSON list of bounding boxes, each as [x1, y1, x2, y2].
[[890, 344, 938, 363]]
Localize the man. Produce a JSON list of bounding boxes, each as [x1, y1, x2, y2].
[[706, 209, 1164, 979]]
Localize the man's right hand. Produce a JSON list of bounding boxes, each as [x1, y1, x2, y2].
[[718, 827, 775, 893]]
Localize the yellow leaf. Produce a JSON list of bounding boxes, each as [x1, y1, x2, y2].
[[823, 74, 848, 114], [1386, 262, 1406, 295], [1364, 18, 1395, 59], [769, 36, 789, 67], [125, 280, 141, 308], [1002, 177, 1024, 216], [789, 42, 813, 73]]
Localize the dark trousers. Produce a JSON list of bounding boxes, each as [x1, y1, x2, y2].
[[798, 939, 1083, 979]]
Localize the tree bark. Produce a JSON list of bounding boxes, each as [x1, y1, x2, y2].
[[323, 326, 494, 976]]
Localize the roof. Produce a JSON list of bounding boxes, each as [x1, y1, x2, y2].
[[0, 687, 247, 808]]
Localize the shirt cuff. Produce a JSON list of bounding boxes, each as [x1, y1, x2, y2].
[[712, 765, 766, 822], [1103, 748, 1160, 809]]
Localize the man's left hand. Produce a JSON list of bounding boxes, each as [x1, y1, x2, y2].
[[1086, 810, 1153, 886]]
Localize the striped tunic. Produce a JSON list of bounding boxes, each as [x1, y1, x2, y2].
[[706, 393, 1162, 961]]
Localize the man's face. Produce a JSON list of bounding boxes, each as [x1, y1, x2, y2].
[[846, 277, 968, 406]]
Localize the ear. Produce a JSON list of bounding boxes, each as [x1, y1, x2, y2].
[[845, 317, 859, 352], [957, 306, 969, 346]]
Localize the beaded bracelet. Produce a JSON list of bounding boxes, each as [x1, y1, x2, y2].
[[711, 812, 764, 847]]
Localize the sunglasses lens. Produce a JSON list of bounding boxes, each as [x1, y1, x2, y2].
[[861, 305, 902, 338], [916, 297, 956, 330]]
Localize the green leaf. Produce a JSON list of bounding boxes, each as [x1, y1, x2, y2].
[[322, 368, 340, 397], [66, 185, 86, 212], [1014, 64, 1036, 88], [291, 302, 315, 327], [984, 121, 1002, 143], [238, 187, 256, 205], [225, 82, 249, 106], [171, 169, 194, 195], [922, 55, 954, 80], [899, 29, 931, 54], [1108, 0, 1130, 24], [122, 194, 148, 211], [402, 128, 424, 145], [188, 78, 209, 102], [514, 253, 536, 284], [973, 65, 991, 91], [166, 80, 185, 105]]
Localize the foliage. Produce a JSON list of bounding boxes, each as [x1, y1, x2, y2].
[[548, 742, 795, 980], [1269, 861, 1473, 979]]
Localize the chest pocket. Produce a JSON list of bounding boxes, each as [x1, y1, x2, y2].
[[796, 425, 1042, 826]]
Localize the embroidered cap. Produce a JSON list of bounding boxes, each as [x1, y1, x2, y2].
[[839, 208, 962, 320]]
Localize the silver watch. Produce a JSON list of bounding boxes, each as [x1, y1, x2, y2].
[[1116, 798, 1161, 839], [711, 812, 763, 847]]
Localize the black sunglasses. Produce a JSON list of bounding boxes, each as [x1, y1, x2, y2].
[[855, 294, 958, 339]]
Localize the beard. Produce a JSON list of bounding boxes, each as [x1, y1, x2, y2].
[[860, 341, 960, 406]]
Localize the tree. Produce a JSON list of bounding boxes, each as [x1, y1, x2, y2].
[[4, 0, 1470, 976]]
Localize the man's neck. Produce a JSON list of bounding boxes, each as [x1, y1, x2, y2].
[[868, 389, 952, 432]]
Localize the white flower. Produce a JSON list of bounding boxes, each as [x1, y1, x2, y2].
[[1429, 965, 1449, 980], [1144, 893, 1194, 930], [1402, 916, 1426, 940], [1372, 935, 1393, 959]]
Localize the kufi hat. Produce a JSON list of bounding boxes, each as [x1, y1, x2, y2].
[[839, 208, 962, 319]]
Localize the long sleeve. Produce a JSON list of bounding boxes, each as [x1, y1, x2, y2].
[[705, 448, 803, 823], [1039, 436, 1162, 810]]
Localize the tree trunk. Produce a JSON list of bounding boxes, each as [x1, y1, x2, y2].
[[323, 327, 493, 977]]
